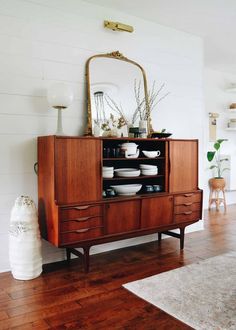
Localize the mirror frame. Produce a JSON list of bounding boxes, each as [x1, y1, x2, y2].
[[84, 51, 150, 136]]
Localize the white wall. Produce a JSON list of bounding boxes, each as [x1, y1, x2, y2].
[[204, 68, 236, 204], [0, 0, 204, 272]]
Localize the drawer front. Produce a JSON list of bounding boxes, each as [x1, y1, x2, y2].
[[61, 216, 102, 232], [60, 227, 103, 245], [174, 192, 201, 205], [174, 210, 201, 223], [59, 205, 102, 221], [174, 202, 201, 214]]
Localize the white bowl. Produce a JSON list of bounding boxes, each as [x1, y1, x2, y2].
[[141, 169, 158, 176], [103, 166, 114, 171], [114, 168, 140, 177], [142, 150, 161, 158], [110, 184, 142, 196], [139, 164, 157, 170]]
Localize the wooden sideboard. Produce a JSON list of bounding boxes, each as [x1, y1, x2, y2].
[[38, 136, 202, 271]]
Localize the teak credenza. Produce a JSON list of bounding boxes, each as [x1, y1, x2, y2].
[[38, 136, 203, 272]]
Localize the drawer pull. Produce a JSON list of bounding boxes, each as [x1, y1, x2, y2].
[[74, 206, 92, 210], [183, 211, 192, 215], [183, 203, 193, 206], [184, 194, 193, 197], [61, 226, 102, 234], [62, 216, 99, 223]]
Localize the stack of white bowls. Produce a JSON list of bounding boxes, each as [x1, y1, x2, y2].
[[140, 164, 158, 176], [102, 166, 114, 178]]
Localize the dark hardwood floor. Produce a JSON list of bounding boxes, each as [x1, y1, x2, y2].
[[1, 205, 236, 329]]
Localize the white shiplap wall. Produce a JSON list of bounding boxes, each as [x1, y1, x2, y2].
[[0, 0, 204, 272]]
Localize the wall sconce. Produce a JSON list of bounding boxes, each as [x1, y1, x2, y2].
[[104, 20, 134, 33], [209, 112, 219, 142], [47, 83, 74, 135]]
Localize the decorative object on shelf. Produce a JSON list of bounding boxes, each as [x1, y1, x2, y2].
[[140, 164, 158, 175], [207, 139, 229, 212], [110, 184, 142, 196], [208, 112, 219, 142], [9, 196, 42, 280], [120, 142, 139, 158], [139, 120, 148, 138], [142, 150, 161, 158], [153, 184, 162, 192], [144, 185, 154, 193], [104, 20, 134, 33], [102, 166, 114, 178], [151, 131, 172, 139], [227, 118, 236, 129], [47, 83, 74, 136]]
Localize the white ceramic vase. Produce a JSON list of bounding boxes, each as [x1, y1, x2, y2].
[[9, 196, 42, 280]]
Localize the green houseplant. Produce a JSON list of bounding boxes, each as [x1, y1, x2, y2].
[[207, 139, 229, 190]]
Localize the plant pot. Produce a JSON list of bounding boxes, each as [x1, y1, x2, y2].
[[209, 177, 226, 190]]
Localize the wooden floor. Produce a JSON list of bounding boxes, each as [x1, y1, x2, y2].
[[1, 205, 236, 330]]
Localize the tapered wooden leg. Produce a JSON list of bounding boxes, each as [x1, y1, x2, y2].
[[158, 232, 162, 241], [223, 189, 227, 213], [180, 228, 185, 250], [83, 246, 91, 273], [208, 188, 213, 210], [66, 248, 71, 262]]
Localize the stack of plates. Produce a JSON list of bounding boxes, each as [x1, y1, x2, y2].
[[114, 168, 140, 177], [139, 164, 158, 176], [102, 166, 114, 178]]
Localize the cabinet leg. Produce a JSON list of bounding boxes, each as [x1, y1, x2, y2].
[[158, 232, 162, 241], [66, 248, 71, 262], [83, 246, 90, 273], [180, 228, 185, 250]]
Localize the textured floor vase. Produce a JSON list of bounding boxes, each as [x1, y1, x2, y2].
[[123, 251, 236, 330]]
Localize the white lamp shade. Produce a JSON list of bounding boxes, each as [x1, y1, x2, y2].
[[47, 83, 74, 108]]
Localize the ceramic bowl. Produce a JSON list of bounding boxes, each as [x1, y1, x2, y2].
[[142, 150, 161, 158], [110, 184, 142, 196], [114, 168, 141, 177]]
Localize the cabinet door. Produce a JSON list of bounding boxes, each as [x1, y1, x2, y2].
[[169, 140, 198, 193], [141, 196, 173, 228], [105, 200, 140, 235], [55, 138, 101, 204]]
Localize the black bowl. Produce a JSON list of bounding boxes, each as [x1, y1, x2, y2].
[[151, 132, 172, 139]]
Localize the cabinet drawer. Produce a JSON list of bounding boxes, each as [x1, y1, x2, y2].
[[61, 216, 102, 232], [59, 205, 102, 221], [174, 210, 201, 223], [60, 227, 103, 245], [174, 193, 201, 205], [174, 202, 201, 214]]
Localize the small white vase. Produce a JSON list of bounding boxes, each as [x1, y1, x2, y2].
[[139, 120, 148, 138]]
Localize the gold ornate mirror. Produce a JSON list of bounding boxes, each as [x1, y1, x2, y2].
[[85, 51, 150, 137]]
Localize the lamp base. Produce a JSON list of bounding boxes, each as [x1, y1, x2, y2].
[[55, 108, 65, 136]]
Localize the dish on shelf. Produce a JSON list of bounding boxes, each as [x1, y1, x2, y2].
[[110, 184, 142, 196], [139, 164, 158, 170], [141, 168, 158, 176], [102, 166, 114, 178], [142, 150, 161, 158], [114, 168, 141, 177], [125, 149, 140, 158], [151, 132, 172, 139]]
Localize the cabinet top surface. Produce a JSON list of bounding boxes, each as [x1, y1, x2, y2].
[[38, 135, 198, 142]]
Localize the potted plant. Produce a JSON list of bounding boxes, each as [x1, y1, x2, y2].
[[207, 139, 229, 190]]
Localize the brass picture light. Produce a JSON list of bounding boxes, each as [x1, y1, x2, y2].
[[104, 20, 134, 33]]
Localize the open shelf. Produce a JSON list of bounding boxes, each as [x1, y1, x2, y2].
[[103, 174, 164, 181], [103, 157, 165, 161]]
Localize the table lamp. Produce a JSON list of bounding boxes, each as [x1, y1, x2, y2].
[[47, 83, 74, 135]]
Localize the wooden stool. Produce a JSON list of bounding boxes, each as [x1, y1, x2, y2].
[[208, 178, 226, 212]]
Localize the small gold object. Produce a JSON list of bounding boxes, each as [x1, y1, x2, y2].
[[104, 20, 134, 33]]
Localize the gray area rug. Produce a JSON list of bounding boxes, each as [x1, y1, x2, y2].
[[123, 251, 236, 330]]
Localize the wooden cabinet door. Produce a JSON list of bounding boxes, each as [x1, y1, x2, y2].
[[141, 196, 173, 228], [55, 138, 101, 204], [105, 200, 140, 235], [169, 140, 198, 193]]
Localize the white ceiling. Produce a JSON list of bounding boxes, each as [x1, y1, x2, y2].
[[85, 0, 236, 74]]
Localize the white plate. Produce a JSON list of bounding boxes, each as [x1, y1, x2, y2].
[[139, 164, 158, 170], [141, 169, 158, 176]]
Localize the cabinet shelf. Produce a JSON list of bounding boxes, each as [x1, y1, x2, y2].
[[103, 174, 165, 181], [103, 157, 165, 161]]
